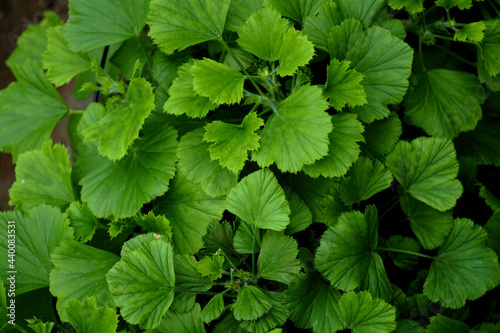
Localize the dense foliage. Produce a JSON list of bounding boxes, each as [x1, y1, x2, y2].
[[1, 0, 500, 332]]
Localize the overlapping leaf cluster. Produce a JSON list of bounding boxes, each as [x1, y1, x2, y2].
[[0, 0, 500, 332]]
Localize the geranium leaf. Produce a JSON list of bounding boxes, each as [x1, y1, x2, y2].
[[226, 169, 291, 231], [203, 221, 239, 260], [106, 239, 175, 329], [252, 84, 332, 173], [191, 58, 245, 105], [485, 213, 500, 258], [265, 0, 328, 24], [479, 183, 500, 212], [133, 211, 173, 238], [362, 112, 402, 157], [82, 77, 156, 161], [201, 294, 225, 323], [0, 59, 69, 160], [154, 171, 226, 254], [435, 0, 473, 10], [148, 0, 230, 54], [66, 296, 118, 333], [454, 21, 486, 42], [226, 0, 263, 32], [387, 0, 425, 13], [385, 235, 421, 271], [455, 116, 500, 166], [405, 69, 484, 138], [323, 58, 366, 110], [50, 240, 119, 322], [277, 28, 315, 77], [284, 187, 313, 235], [302, 113, 364, 178], [26, 317, 56, 333], [423, 218, 500, 309], [426, 314, 470, 332], [204, 112, 264, 173], [0, 205, 73, 294], [479, 19, 500, 77], [303, 2, 344, 52], [335, 0, 386, 28], [177, 129, 238, 197], [327, 18, 364, 63], [148, 304, 206, 333], [232, 285, 272, 321], [67, 201, 99, 243], [62, 0, 150, 52], [340, 156, 393, 206], [234, 222, 262, 254], [9, 141, 75, 210], [239, 292, 288, 333], [386, 137, 463, 212], [257, 231, 300, 284], [196, 255, 225, 280], [174, 254, 213, 294], [164, 61, 218, 118], [393, 319, 426, 333], [339, 291, 397, 333]]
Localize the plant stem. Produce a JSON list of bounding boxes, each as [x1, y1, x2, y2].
[[418, 36, 427, 71], [433, 43, 476, 67], [377, 247, 437, 260], [69, 109, 84, 115], [432, 34, 458, 42]]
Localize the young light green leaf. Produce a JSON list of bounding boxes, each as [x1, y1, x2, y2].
[[106, 239, 175, 329], [284, 273, 344, 332], [303, 2, 344, 52], [426, 314, 470, 332], [252, 84, 332, 173], [234, 222, 262, 254], [479, 19, 500, 77], [204, 112, 264, 173], [239, 292, 289, 333], [201, 294, 225, 323], [164, 61, 218, 118], [339, 291, 397, 333], [265, 0, 328, 24], [237, 6, 289, 61], [148, 0, 230, 54], [226, 0, 263, 31], [66, 296, 119, 333], [196, 255, 225, 280], [67, 201, 99, 243], [302, 113, 364, 178], [385, 235, 421, 271], [0, 59, 69, 160], [323, 58, 366, 110], [43, 26, 91, 86], [315, 207, 392, 301], [174, 254, 213, 294], [435, 0, 473, 10], [62, 0, 149, 52], [177, 129, 237, 196], [79, 120, 178, 220], [277, 28, 315, 77], [50, 240, 119, 322], [423, 218, 500, 309], [232, 285, 272, 321], [402, 195, 454, 251], [154, 171, 226, 254], [0, 205, 73, 294], [405, 69, 484, 138], [257, 231, 300, 284], [336, 0, 386, 28], [148, 304, 206, 333], [362, 112, 402, 157], [191, 58, 245, 105], [9, 141, 75, 210], [387, 0, 425, 13], [134, 211, 173, 238], [284, 187, 313, 235], [226, 169, 291, 231], [454, 21, 486, 42], [82, 77, 155, 161], [386, 137, 463, 212], [26, 317, 56, 333], [340, 156, 393, 206]]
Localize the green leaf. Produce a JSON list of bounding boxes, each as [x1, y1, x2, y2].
[[147, 304, 206, 333], [226, 0, 264, 31], [284, 273, 344, 332], [277, 28, 315, 77], [477, 322, 500, 333], [164, 61, 218, 118], [66, 296, 118, 333], [405, 69, 484, 138], [435, 0, 473, 10], [454, 21, 486, 42], [257, 231, 300, 284], [67, 201, 99, 243], [339, 291, 397, 333], [485, 213, 500, 258], [362, 112, 402, 157], [237, 6, 289, 61], [197, 255, 225, 280], [386, 137, 463, 212], [315, 207, 392, 301], [79, 120, 178, 219], [191, 58, 245, 105], [426, 314, 470, 332], [290, 173, 334, 221], [387, 0, 425, 14], [455, 115, 500, 166], [106, 239, 175, 329], [82, 77, 156, 161], [479, 19, 500, 77], [177, 129, 238, 197], [26, 317, 56, 333], [147, 0, 230, 54], [234, 222, 262, 254], [232, 285, 272, 321], [302, 113, 364, 178], [336, 0, 386, 28], [62, 0, 150, 52], [423, 218, 500, 309], [121, 233, 160, 257], [203, 221, 239, 260], [264, 0, 327, 24], [323, 58, 366, 110], [174, 254, 213, 294], [0, 59, 69, 159], [226, 169, 291, 231], [327, 18, 364, 62], [9, 141, 75, 210], [0, 205, 73, 294], [134, 211, 173, 238], [480, 184, 500, 212], [239, 292, 289, 333], [252, 84, 332, 172], [204, 112, 264, 173], [154, 171, 226, 254], [385, 236, 421, 271], [111, 33, 150, 80], [50, 240, 119, 322], [201, 294, 225, 323], [340, 156, 393, 206], [42, 26, 91, 86], [303, 2, 344, 52], [284, 187, 313, 235]]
